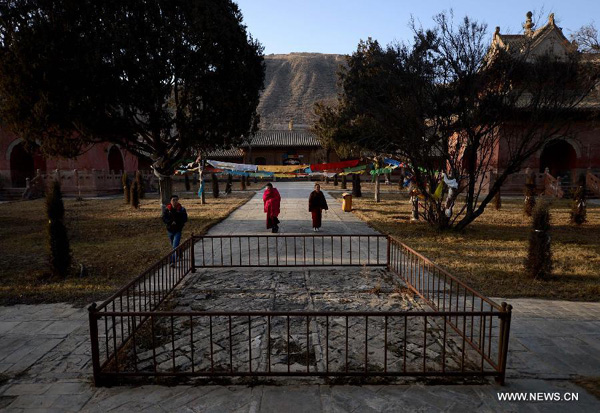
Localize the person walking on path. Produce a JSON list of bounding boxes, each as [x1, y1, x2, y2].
[[162, 194, 188, 266], [309, 183, 328, 232], [263, 183, 281, 233]]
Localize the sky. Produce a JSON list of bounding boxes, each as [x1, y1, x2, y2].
[[234, 0, 600, 55]]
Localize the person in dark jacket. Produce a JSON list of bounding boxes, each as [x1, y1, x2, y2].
[[309, 184, 328, 231], [162, 195, 188, 265]]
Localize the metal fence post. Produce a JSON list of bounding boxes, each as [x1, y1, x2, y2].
[[386, 236, 391, 270], [88, 303, 104, 386], [496, 302, 512, 385], [190, 233, 196, 273]]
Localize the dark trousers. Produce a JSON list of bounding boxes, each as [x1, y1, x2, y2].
[[266, 216, 279, 232], [311, 210, 322, 228], [168, 231, 182, 262]]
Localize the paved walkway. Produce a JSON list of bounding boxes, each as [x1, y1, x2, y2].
[[208, 181, 377, 235], [0, 183, 599, 411]]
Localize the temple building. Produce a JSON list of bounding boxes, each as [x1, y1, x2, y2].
[[207, 121, 339, 166], [485, 12, 600, 196]]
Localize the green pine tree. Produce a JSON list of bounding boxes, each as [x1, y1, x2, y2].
[[122, 173, 130, 204], [525, 203, 552, 279], [130, 181, 140, 209], [46, 180, 71, 277]]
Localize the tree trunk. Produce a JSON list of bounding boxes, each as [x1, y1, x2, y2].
[[212, 173, 219, 198], [198, 172, 206, 205], [374, 174, 380, 203], [352, 174, 362, 197], [159, 176, 172, 210], [341, 175, 347, 190], [410, 195, 419, 221]]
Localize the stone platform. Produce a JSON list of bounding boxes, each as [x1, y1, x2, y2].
[[123, 267, 478, 383]]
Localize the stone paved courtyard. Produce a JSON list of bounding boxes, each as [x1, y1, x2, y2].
[[124, 267, 476, 381], [0, 183, 599, 411]]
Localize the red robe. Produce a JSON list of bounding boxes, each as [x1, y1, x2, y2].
[[263, 187, 281, 228]]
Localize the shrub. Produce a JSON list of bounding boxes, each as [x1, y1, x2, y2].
[[46, 180, 71, 277], [212, 173, 219, 198], [136, 171, 145, 199], [570, 174, 586, 225], [525, 202, 552, 279], [122, 173, 130, 204], [524, 174, 536, 216], [130, 181, 140, 208]]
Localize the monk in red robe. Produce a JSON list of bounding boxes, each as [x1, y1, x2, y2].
[[263, 183, 281, 233], [308, 183, 328, 231]]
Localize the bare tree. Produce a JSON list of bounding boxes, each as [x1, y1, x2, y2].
[[572, 23, 600, 53], [314, 12, 598, 230]]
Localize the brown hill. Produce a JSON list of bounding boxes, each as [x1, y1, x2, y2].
[[258, 53, 345, 130]]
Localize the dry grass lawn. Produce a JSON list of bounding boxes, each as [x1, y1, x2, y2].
[[574, 377, 600, 400], [329, 189, 600, 301], [0, 191, 254, 306]]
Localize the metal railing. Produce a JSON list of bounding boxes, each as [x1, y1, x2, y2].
[[387, 237, 512, 385], [194, 234, 387, 267], [89, 234, 511, 386], [89, 236, 195, 385]]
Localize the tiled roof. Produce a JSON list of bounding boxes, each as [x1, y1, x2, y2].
[[206, 147, 244, 158], [243, 130, 321, 147], [498, 34, 526, 45]]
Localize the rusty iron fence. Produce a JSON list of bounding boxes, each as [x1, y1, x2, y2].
[[387, 237, 512, 385], [89, 234, 511, 386], [194, 234, 387, 267]]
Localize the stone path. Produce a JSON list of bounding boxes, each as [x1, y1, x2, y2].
[[207, 181, 377, 235], [134, 268, 475, 379], [0, 183, 599, 411]]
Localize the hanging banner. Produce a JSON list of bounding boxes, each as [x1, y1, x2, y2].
[[203, 167, 224, 173], [383, 158, 405, 168], [248, 171, 274, 178], [207, 160, 258, 172], [370, 167, 394, 176], [309, 159, 360, 172], [226, 170, 250, 177], [339, 170, 366, 176], [274, 173, 300, 178], [198, 181, 204, 198], [344, 164, 368, 173], [442, 173, 459, 189], [258, 165, 308, 173]]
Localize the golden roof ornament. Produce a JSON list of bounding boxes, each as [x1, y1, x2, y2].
[[548, 13, 555, 25], [524, 11, 533, 36]]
